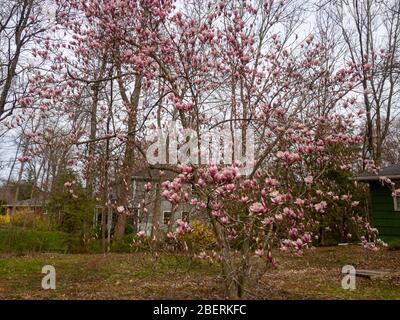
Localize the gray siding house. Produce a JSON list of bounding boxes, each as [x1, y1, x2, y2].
[[132, 168, 195, 236]]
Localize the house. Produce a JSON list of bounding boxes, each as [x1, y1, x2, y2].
[[131, 168, 195, 236], [353, 164, 400, 241], [0, 182, 47, 215], [0, 198, 46, 215]]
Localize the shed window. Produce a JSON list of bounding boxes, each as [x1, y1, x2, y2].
[[163, 211, 172, 225]]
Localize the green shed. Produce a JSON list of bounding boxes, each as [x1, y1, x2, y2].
[[354, 164, 400, 241]]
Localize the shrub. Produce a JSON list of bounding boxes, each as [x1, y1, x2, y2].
[[10, 210, 49, 230], [112, 234, 136, 253], [178, 219, 216, 252], [0, 226, 81, 253], [47, 170, 95, 246], [0, 214, 10, 225]]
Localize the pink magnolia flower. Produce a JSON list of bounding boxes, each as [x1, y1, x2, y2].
[[166, 232, 176, 240], [351, 201, 359, 207], [314, 201, 327, 213], [227, 228, 237, 241], [116, 133, 126, 141], [294, 198, 305, 207], [220, 216, 229, 225], [304, 175, 313, 185], [196, 178, 205, 188], [392, 189, 400, 197], [116, 206, 125, 213], [250, 202, 267, 214], [302, 233, 311, 243], [296, 238, 303, 249], [283, 207, 295, 217], [225, 184, 235, 193], [18, 155, 30, 163], [255, 248, 265, 257], [289, 227, 298, 239], [144, 182, 152, 192], [137, 231, 146, 238], [178, 164, 193, 174], [306, 34, 314, 44], [262, 217, 274, 226]]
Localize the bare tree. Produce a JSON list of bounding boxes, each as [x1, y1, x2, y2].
[[322, 0, 400, 165], [0, 0, 53, 121]]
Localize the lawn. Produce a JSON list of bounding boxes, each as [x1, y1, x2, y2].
[[0, 245, 399, 299]]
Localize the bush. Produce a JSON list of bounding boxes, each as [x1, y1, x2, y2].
[[47, 170, 95, 245], [0, 226, 81, 253], [86, 239, 104, 253], [178, 219, 216, 252], [111, 234, 136, 253], [0, 213, 10, 225], [10, 210, 50, 231]]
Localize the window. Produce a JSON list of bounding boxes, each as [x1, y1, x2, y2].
[[182, 211, 190, 222], [163, 211, 172, 225], [394, 196, 400, 212]]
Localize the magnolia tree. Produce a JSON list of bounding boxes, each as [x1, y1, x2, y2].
[[61, 0, 380, 298], [5, 0, 391, 298]]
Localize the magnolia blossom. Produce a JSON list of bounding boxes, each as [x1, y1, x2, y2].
[[289, 227, 298, 239], [64, 181, 72, 188], [137, 231, 146, 238], [18, 155, 30, 162], [249, 202, 267, 214], [144, 182, 152, 192], [255, 248, 265, 257], [294, 198, 305, 207], [117, 133, 127, 142], [304, 176, 313, 185], [220, 216, 229, 225], [314, 201, 328, 213]]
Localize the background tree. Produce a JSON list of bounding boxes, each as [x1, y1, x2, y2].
[[47, 169, 95, 247]]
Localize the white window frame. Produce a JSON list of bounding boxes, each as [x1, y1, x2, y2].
[[163, 211, 172, 225]]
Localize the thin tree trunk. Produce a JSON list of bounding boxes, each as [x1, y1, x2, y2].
[[114, 72, 143, 241]]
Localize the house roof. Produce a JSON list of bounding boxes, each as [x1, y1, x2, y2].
[[0, 198, 45, 207], [132, 167, 179, 181], [353, 164, 400, 181]]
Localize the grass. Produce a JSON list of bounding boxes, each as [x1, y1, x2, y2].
[[0, 252, 220, 299], [387, 239, 400, 250], [259, 246, 400, 299], [0, 245, 399, 299]]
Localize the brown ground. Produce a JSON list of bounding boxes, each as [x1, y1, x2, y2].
[[0, 245, 399, 299]]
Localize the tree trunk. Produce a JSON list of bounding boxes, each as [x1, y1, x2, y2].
[[151, 178, 162, 239], [113, 72, 142, 241]]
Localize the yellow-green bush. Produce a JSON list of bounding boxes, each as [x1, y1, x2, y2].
[[179, 219, 216, 252], [0, 214, 10, 225], [10, 209, 49, 230]]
